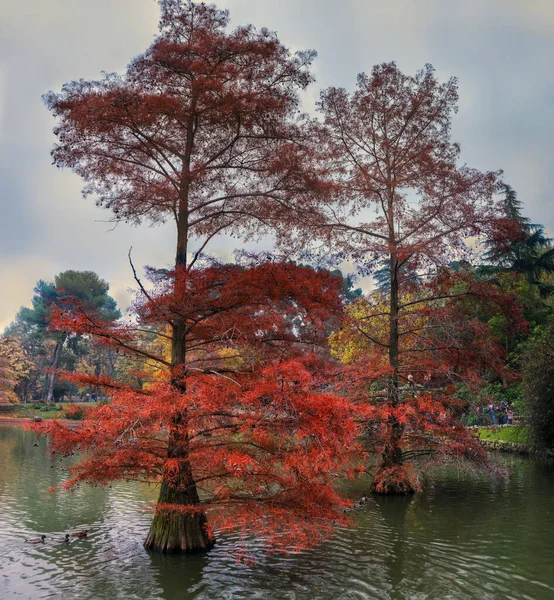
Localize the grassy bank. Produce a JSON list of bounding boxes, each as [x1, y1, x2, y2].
[[476, 426, 531, 444], [0, 403, 98, 420], [475, 425, 554, 458]]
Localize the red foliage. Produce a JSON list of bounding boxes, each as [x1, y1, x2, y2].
[[334, 270, 526, 491], [277, 62, 518, 492], [49, 260, 344, 368], [44, 0, 318, 247], [37, 261, 362, 551], [62, 403, 88, 421]]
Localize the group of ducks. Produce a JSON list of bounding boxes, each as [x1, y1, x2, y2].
[[26, 530, 88, 544]]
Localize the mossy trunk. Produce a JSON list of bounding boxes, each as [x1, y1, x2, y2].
[[144, 409, 214, 553], [144, 477, 214, 553]]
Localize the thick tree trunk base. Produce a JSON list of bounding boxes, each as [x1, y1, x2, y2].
[[144, 511, 214, 554], [370, 461, 416, 495], [144, 478, 214, 554], [370, 478, 415, 495]]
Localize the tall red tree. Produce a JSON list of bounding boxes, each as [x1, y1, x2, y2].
[[44, 1, 321, 551], [329, 267, 525, 493], [41, 261, 361, 553], [284, 62, 511, 492]]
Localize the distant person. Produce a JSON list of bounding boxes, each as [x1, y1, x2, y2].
[[507, 407, 513, 425], [488, 402, 497, 425]]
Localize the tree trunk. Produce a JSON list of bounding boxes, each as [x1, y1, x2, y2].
[[144, 318, 214, 553], [144, 479, 213, 553], [370, 198, 414, 495], [144, 410, 214, 553], [45, 335, 65, 404], [145, 141, 213, 552]]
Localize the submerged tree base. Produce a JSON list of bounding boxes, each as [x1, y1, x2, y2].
[[144, 511, 214, 554], [370, 464, 417, 495], [144, 475, 215, 554]]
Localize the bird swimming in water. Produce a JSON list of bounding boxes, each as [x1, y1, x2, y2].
[[26, 535, 47, 544], [356, 495, 369, 507], [53, 534, 70, 542], [70, 530, 88, 538]]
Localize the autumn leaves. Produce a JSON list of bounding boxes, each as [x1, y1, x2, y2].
[[40, 0, 513, 553]]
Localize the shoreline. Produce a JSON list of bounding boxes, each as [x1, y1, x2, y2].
[[479, 437, 554, 459], [0, 417, 82, 427], [3, 418, 552, 457]]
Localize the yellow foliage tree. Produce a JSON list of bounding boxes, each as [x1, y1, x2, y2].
[[0, 337, 33, 403], [330, 291, 428, 385]]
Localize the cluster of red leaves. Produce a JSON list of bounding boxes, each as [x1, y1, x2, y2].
[[36, 261, 364, 551], [62, 403, 88, 421], [337, 360, 492, 488], [44, 0, 319, 240], [372, 392, 489, 459], [333, 270, 526, 488], [40, 360, 360, 549], [48, 261, 343, 369]]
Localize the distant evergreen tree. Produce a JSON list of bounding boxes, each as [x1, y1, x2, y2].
[[330, 269, 363, 302], [481, 184, 554, 296], [5, 271, 120, 402], [523, 320, 554, 448], [373, 264, 390, 293], [372, 260, 422, 294]]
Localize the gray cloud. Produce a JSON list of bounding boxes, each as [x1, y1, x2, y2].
[[1, 0, 553, 329]]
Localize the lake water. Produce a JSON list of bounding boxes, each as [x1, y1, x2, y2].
[[1, 424, 554, 599]]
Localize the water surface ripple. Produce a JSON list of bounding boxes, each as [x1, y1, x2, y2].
[[1, 425, 554, 599]]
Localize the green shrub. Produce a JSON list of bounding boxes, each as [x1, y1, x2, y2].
[[461, 414, 481, 427], [29, 403, 62, 412], [523, 322, 554, 448]]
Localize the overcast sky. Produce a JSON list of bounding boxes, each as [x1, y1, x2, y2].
[[1, 0, 553, 330]]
